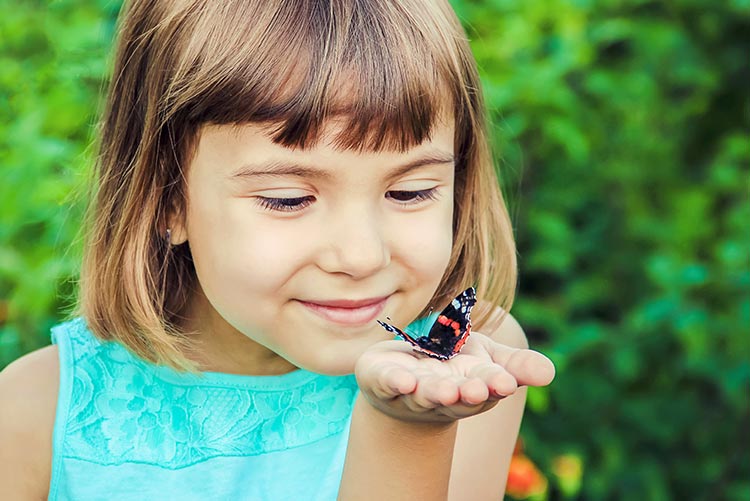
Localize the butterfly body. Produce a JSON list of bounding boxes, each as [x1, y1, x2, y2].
[[377, 287, 476, 360]]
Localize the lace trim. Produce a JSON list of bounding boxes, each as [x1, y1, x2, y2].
[[52, 319, 358, 468]]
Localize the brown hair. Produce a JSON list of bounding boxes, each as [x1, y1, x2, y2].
[[78, 0, 517, 370]]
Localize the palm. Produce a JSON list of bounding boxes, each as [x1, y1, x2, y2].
[[355, 333, 555, 423]]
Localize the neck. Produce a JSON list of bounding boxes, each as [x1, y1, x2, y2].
[[178, 289, 298, 376]]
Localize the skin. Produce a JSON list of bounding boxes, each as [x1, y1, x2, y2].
[[172, 121, 457, 377], [0, 119, 555, 500]]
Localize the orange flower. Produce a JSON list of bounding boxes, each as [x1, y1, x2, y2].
[[506, 454, 548, 499]]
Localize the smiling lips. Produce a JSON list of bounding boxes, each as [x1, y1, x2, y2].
[[298, 296, 389, 326]]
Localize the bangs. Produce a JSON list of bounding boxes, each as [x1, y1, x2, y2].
[[161, 0, 466, 151]]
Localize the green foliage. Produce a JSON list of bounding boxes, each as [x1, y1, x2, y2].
[[454, 0, 750, 498], [0, 0, 120, 365], [1, 0, 748, 498]]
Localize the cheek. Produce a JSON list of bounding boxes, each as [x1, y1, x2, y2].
[[187, 199, 316, 297], [390, 200, 454, 280]]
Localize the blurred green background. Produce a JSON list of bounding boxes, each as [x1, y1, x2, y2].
[[1, 0, 748, 499]]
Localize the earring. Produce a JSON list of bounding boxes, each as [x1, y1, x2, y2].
[[165, 228, 172, 245]]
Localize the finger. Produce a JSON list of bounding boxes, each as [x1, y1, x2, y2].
[[457, 377, 489, 405], [371, 364, 417, 399], [441, 400, 499, 420], [468, 362, 518, 397], [412, 376, 460, 409], [486, 342, 556, 387]]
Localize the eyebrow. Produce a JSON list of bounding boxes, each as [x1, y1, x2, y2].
[[229, 150, 455, 181]]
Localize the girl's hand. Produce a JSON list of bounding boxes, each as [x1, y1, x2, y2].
[[354, 332, 555, 423]]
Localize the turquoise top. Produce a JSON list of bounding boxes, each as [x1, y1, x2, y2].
[[48, 315, 438, 500]]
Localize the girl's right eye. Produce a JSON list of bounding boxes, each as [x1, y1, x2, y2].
[[255, 196, 315, 212]]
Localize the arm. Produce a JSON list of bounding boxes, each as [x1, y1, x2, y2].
[[449, 313, 529, 499], [339, 312, 554, 501], [338, 397, 457, 501], [0, 346, 59, 501]]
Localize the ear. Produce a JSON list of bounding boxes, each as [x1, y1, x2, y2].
[[166, 203, 188, 246]]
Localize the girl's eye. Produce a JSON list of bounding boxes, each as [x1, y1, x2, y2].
[[386, 188, 439, 205], [255, 196, 315, 212]]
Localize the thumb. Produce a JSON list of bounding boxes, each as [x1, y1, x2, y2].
[[489, 343, 556, 387]]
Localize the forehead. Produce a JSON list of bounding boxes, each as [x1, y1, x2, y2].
[[190, 120, 456, 182]]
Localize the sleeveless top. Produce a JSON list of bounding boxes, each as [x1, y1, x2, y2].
[[48, 315, 438, 500]]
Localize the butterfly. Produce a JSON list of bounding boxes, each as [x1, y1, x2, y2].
[[377, 287, 476, 360]]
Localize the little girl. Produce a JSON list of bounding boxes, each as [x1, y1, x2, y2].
[[0, 1, 555, 499]]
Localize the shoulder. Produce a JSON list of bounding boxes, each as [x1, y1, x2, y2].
[[0, 344, 60, 403], [0, 345, 60, 421], [476, 302, 529, 349], [0, 345, 59, 500]]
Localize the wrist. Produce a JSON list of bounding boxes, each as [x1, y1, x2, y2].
[[357, 393, 458, 437]]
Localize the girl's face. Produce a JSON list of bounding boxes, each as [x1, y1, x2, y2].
[[176, 121, 455, 375]]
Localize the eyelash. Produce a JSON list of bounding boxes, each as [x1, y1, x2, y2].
[[387, 188, 440, 205], [256, 196, 315, 212], [255, 188, 439, 213]]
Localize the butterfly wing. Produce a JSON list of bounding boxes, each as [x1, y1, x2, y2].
[[376, 320, 421, 347], [376, 287, 477, 361], [377, 319, 450, 359], [425, 287, 476, 359]]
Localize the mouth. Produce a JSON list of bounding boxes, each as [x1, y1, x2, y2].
[[297, 296, 389, 326]]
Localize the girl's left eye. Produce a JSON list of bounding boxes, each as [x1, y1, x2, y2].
[[386, 188, 439, 205], [255, 196, 315, 212]]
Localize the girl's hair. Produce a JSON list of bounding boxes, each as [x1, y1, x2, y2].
[[79, 0, 517, 370]]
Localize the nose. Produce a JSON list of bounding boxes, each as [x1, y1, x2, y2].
[[317, 208, 391, 279]]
